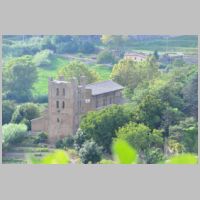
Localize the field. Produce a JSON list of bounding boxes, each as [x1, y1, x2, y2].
[[127, 35, 198, 54], [32, 56, 112, 96]]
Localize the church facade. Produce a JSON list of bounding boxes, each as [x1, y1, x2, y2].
[[31, 76, 124, 143]]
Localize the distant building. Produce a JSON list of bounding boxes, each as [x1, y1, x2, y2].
[[159, 53, 183, 64], [31, 76, 124, 143], [124, 52, 147, 62]]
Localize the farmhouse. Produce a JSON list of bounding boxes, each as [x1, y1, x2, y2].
[[124, 52, 147, 62], [31, 76, 124, 143]]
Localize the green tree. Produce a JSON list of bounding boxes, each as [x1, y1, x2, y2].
[[97, 50, 116, 64], [73, 129, 87, 151], [116, 122, 164, 163], [3, 55, 37, 102], [101, 35, 128, 51], [11, 103, 40, 130], [160, 107, 184, 137], [169, 117, 198, 153], [182, 72, 198, 119], [57, 61, 99, 84], [2, 100, 16, 125], [111, 57, 159, 95], [79, 140, 102, 164], [134, 94, 166, 129], [111, 59, 142, 88], [80, 105, 132, 152]]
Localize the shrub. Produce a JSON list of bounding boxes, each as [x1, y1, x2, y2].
[[112, 139, 138, 164], [55, 139, 64, 149], [2, 123, 28, 151], [165, 153, 198, 164], [63, 136, 74, 148], [73, 129, 87, 151], [79, 140, 102, 164], [143, 148, 164, 164], [33, 132, 48, 144], [55, 136, 74, 149]]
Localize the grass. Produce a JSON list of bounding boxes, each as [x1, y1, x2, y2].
[[127, 35, 198, 54], [89, 64, 112, 80], [32, 57, 69, 96], [32, 56, 113, 96]]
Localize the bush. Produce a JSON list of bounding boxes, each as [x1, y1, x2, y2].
[[97, 50, 116, 64], [2, 100, 16, 125], [63, 136, 74, 148], [143, 148, 164, 164], [73, 129, 87, 151], [55, 139, 64, 149], [32, 49, 54, 68], [2, 123, 28, 151], [79, 140, 102, 164], [55, 136, 74, 149], [34, 132, 48, 144]]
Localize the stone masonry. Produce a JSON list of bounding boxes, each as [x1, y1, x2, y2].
[[31, 76, 124, 143]]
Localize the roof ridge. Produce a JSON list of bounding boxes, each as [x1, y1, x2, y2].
[[86, 79, 113, 87]]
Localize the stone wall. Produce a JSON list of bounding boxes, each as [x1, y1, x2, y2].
[[31, 76, 124, 144], [31, 116, 48, 133]]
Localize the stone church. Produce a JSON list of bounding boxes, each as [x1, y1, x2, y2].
[[31, 76, 124, 143]]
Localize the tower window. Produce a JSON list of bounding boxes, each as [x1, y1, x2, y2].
[[56, 101, 59, 108], [63, 88, 65, 96], [62, 101, 65, 109], [56, 88, 59, 96], [57, 118, 60, 123]]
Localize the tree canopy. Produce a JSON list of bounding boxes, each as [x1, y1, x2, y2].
[[80, 105, 132, 152], [57, 61, 99, 84], [3, 55, 37, 102]]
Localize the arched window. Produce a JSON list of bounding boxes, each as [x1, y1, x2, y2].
[[62, 101, 65, 109], [63, 88, 65, 96], [56, 88, 59, 96], [57, 118, 60, 123], [56, 101, 59, 108]]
